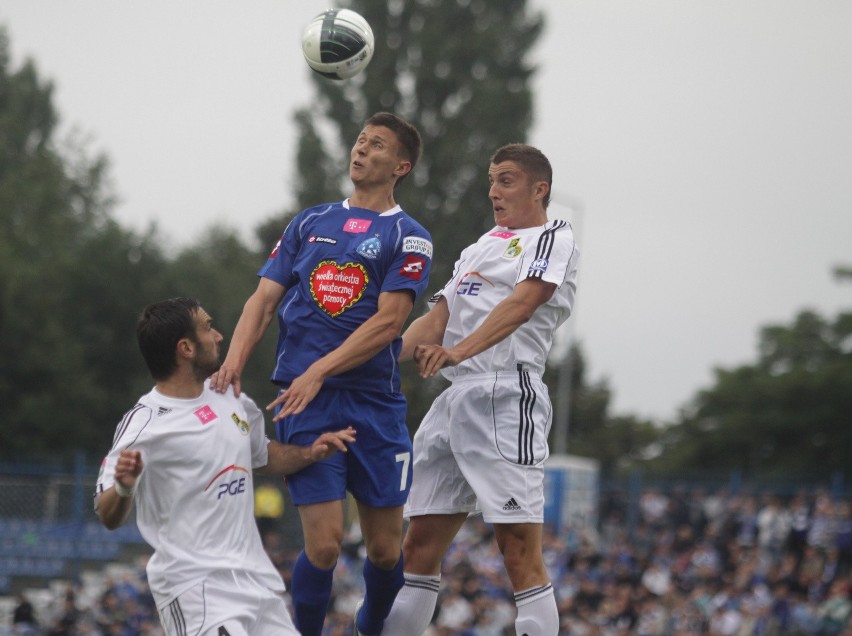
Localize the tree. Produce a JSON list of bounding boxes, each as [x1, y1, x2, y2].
[[544, 345, 661, 476], [159, 225, 281, 406], [263, 0, 545, 433], [0, 29, 166, 460], [652, 309, 852, 479]]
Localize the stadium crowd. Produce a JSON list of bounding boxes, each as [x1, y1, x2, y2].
[[4, 485, 851, 636]]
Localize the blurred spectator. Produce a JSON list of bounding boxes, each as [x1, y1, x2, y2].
[[816, 578, 851, 636], [46, 594, 77, 636], [253, 480, 285, 542], [12, 593, 38, 636], [836, 502, 852, 578]]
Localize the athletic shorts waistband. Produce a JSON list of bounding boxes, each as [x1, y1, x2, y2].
[[448, 363, 542, 384]]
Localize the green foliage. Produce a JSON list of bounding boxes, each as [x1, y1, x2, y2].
[[544, 345, 657, 476], [0, 30, 279, 460], [0, 28, 169, 460], [159, 226, 281, 408], [651, 310, 852, 479]]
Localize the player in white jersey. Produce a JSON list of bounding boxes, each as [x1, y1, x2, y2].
[[94, 298, 356, 636], [381, 144, 579, 636]]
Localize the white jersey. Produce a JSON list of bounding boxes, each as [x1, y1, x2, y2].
[[94, 385, 284, 608], [434, 220, 579, 379]]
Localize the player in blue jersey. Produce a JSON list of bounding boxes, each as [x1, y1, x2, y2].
[[211, 112, 431, 636]]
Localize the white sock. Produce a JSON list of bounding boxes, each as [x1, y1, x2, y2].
[[380, 573, 440, 636], [514, 583, 559, 636]]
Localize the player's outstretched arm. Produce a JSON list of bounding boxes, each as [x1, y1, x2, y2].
[[399, 296, 450, 362], [259, 427, 357, 475], [210, 278, 286, 396], [415, 278, 556, 378], [96, 449, 143, 531]]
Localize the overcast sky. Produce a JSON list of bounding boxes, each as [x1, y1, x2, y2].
[[2, 1, 851, 423]]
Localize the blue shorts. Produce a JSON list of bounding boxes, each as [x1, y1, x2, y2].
[[275, 387, 412, 508]]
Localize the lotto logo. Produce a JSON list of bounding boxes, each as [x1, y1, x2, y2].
[[400, 255, 425, 280]]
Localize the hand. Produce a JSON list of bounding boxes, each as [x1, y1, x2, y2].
[[309, 427, 357, 462], [413, 344, 461, 377], [209, 362, 242, 396], [268, 366, 325, 421], [114, 449, 143, 490]]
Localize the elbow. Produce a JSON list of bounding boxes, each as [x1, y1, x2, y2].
[[99, 515, 123, 532], [381, 318, 405, 343]]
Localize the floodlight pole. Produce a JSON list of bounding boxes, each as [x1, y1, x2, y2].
[[553, 325, 573, 455]]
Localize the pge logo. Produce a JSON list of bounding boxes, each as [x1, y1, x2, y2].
[[204, 465, 250, 499], [456, 272, 494, 296], [217, 477, 247, 499]]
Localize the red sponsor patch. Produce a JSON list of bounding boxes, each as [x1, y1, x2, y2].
[[400, 254, 425, 280], [490, 230, 516, 239], [310, 261, 369, 317], [194, 405, 218, 425], [343, 218, 372, 233], [268, 238, 282, 258]]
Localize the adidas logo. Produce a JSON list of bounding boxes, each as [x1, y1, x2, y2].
[[503, 497, 522, 511], [157, 407, 172, 416]]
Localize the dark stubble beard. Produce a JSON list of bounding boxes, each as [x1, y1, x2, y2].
[[193, 353, 221, 384]]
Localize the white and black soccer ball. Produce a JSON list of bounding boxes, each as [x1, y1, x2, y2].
[[301, 9, 375, 80]]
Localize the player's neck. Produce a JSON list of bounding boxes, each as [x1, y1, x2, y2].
[[348, 186, 397, 214], [155, 372, 205, 400], [504, 209, 548, 230]]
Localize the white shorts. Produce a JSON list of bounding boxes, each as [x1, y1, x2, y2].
[[405, 369, 551, 524], [158, 569, 298, 636]]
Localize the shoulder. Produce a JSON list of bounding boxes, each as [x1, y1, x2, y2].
[[202, 385, 254, 410], [236, 391, 263, 417], [302, 201, 343, 215], [527, 219, 578, 255], [541, 219, 575, 241], [286, 202, 344, 233], [392, 210, 431, 239], [112, 397, 156, 448]]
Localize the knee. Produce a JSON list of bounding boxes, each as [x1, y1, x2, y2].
[[367, 547, 401, 570], [365, 534, 403, 569], [306, 540, 342, 570]]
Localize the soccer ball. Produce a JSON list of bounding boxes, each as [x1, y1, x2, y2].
[[301, 9, 375, 80]]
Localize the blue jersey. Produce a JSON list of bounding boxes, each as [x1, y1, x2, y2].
[[259, 199, 433, 394]]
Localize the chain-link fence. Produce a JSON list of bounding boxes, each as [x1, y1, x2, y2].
[[0, 456, 145, 594]]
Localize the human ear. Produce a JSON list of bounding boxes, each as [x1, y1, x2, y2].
[[394, 160, 412, 178]]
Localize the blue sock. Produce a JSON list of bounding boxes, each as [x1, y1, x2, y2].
[[357, 553, 405, 635], [291, 550, 335, 636]]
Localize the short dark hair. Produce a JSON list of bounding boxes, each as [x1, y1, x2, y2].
[[136, 297, 201, 381], [490, 144, 553, 209], [365, 112, 422, 186]]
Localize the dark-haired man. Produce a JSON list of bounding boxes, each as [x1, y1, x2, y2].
[[95, 297, 355, 636]]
